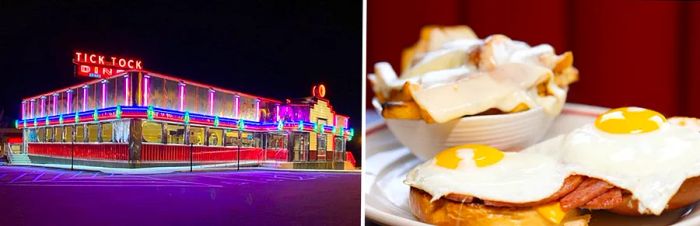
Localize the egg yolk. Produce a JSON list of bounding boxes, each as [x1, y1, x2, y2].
[[435, 144, 504, 169], [536, 202, 567, 224], [594, 107, 666, 134]]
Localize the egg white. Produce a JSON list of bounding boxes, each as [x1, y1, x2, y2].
[[405, 148, 569, 203]]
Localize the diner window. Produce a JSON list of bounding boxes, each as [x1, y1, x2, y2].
[[142, 121, 163, 143], [37, 127, 46, 142], [267, 134, 287, 149], [241, 132, 252, 147], [64, 126, 74, 143], [112, 120, 130, 143], [237, 132, 260, 148], [208, 128, 223, 146], [255, 133, 262, 147], [102, 122, 113, 142], [27, 128, 37, 142], [165, 123, 185, 144], [189, 126, 205, 145], [46, 127, 54, 142], [224, 130, 239, 146], [87, 124, 99, 142], [55, 127, 64, 142], [75, 124, 85, 142]]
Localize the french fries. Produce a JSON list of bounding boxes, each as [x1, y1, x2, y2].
[[382, 101, 422, 120], [372, 25, 578, 123]]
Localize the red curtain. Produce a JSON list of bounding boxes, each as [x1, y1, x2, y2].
[[368, 0, 700, 117]]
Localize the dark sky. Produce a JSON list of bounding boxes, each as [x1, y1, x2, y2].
[[0, 1, 362, 133]]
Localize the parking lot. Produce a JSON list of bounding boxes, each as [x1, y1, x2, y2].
[[0, 166, 360, 226]]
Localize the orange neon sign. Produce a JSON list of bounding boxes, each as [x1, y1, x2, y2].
[[312, 84, 326, 98]]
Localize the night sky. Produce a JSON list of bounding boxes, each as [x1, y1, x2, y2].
[[0, 1, 361, 133]]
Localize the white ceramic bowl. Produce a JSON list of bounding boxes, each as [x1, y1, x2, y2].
[[372, 98, 556, 160]]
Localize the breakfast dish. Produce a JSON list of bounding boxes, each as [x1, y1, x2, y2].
[[406, 144, 591, 225], [404, 106, 700, 225], [369, 25, 578, 123], [523, 107, 700, 216]]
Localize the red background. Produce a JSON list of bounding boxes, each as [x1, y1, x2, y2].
[[367, 0, 700, 117]]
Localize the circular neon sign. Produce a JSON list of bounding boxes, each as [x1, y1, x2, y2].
[[312, 84, 326, 98]]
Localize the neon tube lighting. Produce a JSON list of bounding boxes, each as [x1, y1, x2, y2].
[[255, 99, 260, 122], [40, 97, 45, 117], [53, 94, 57, 116], [16, 105, 349, 132], [143, 75, 149, 106], [82, 86, 88, 111], [124, 75, 129, 106], [276, 105, 280, 121], [30, 100, 35, 118], [179, 82, 185, 111], [209, 89, 215, 115], [67, 90, 72, 113], [101, 80, 107, 108], [21, 102, 25, 119], [21, 70, 281, 106], [234, 96, 239, 119]]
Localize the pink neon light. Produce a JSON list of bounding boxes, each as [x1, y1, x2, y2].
[[255, 99, 260, 122], [40, 97, 45, 117], [276, 105, 280, 121], [30, 100, 34, 118], [21, 102, 25, 119], [179, 83, 185, 111], [101, 81, 107, 108], [209, 89, 214, 115], [234, 96, 239, 118], [125, 75, 130, 106], [67, 90, 72, 113], [53, 94, 57, 115], [143, 76, 149, 106], [82, 86, 88, 111]]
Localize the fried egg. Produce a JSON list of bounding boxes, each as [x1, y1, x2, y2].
[[405, 144, 569, 203], [406, 107, 700, 216], [524, 107, 700, 215]]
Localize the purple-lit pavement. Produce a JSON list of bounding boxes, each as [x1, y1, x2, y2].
[[0, 165, 360, 226]]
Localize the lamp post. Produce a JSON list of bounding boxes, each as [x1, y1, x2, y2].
[[237, 129, 241, 171], [71, 140, 74, 171], [190, 143, 193, 172]]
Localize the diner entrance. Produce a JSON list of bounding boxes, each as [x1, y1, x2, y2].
[[290, 132, 309, 162]]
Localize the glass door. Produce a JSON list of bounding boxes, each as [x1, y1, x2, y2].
[[290, 132, 309, 162]]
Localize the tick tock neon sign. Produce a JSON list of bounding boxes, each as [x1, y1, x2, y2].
[[73, 51, 144, 79]]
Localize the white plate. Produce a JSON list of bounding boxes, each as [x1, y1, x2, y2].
[[365, 103, 700, 226]]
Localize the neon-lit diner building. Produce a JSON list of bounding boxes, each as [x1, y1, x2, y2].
[[14, 52, 355, 169]]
